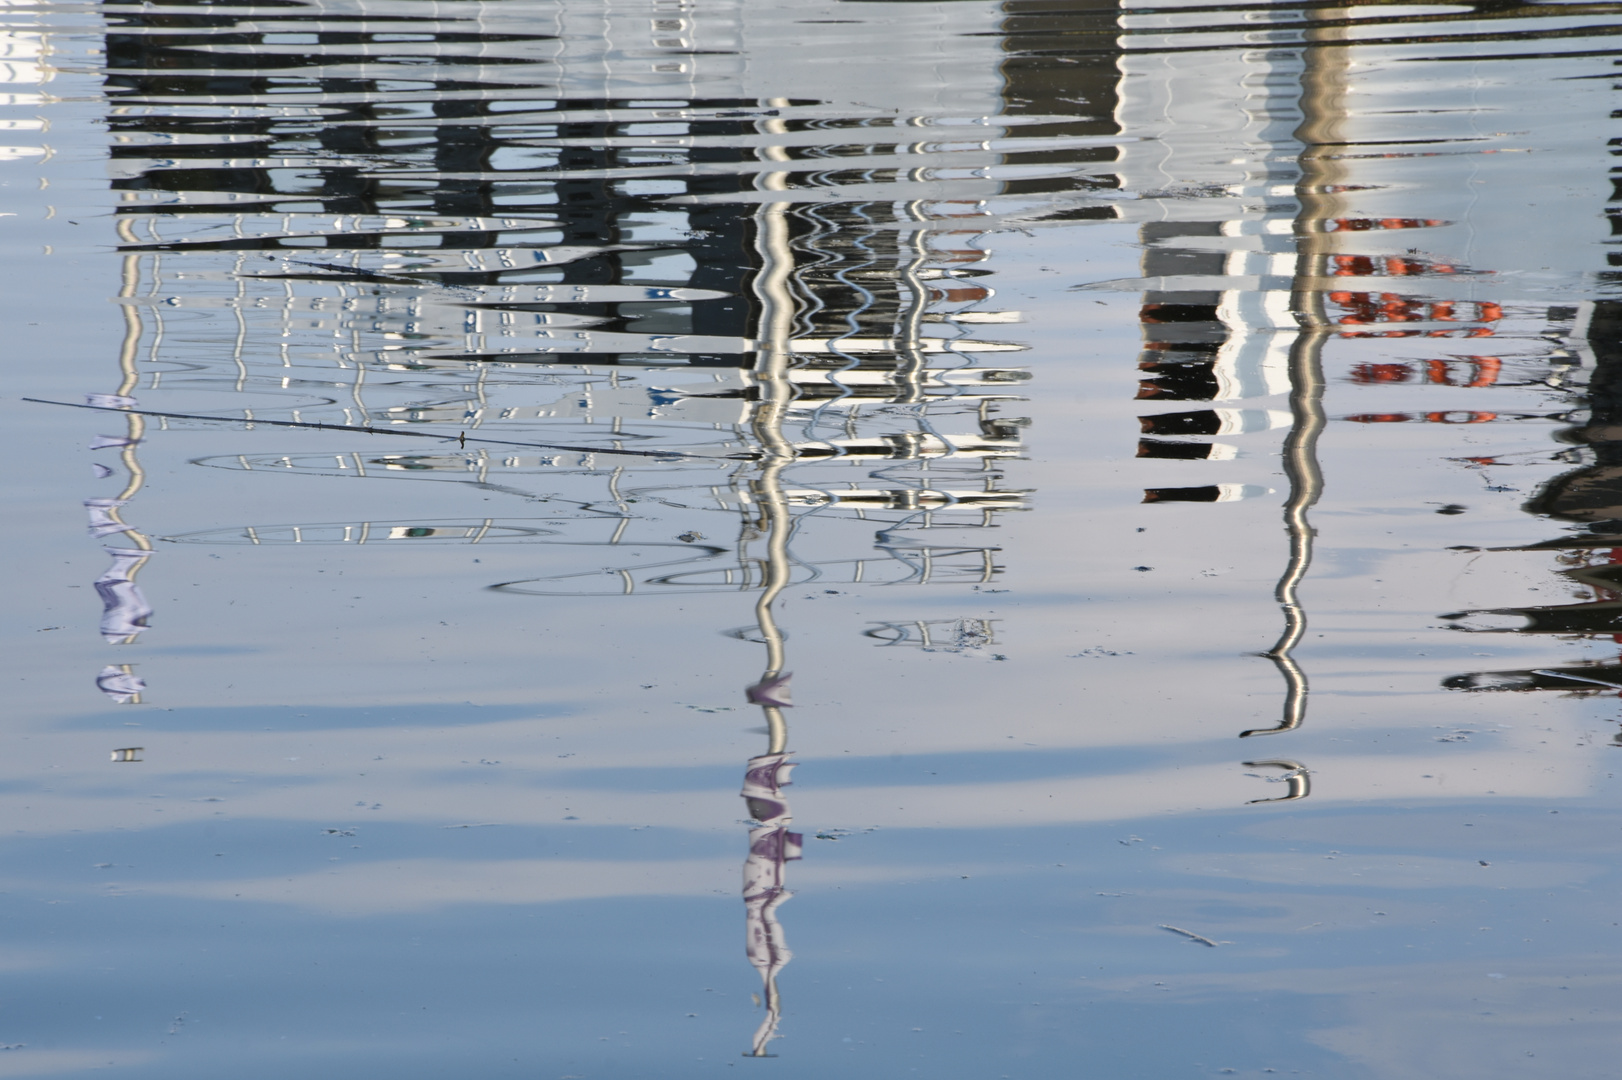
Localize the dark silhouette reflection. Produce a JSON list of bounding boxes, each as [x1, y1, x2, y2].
[[1444, 303, 1622, 699], [1525, 303, 1622, 525]]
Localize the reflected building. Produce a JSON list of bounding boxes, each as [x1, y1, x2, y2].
[[1108, 21, 1324, 744], [1105, 2, 1600, 749]]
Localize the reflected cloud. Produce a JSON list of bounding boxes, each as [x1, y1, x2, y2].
[[134, 858, 918, 917], [1095, 958, 1622, 1080], [0, 747, 1591, 840], [1166, 852, 1596, 890], [0, 1050, 159, 1077]]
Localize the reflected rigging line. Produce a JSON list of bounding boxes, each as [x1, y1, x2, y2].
[[22, 398, 730, 461]]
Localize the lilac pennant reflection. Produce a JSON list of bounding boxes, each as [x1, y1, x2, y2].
[[96, 546, 153, 643], [740, 751, 799, 1057], [745, 672, 792, 708], [85, 498, 133, 538], [96, 665, 145, 704]]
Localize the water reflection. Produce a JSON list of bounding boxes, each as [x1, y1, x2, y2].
[[96, 0, 1066, 1051], [1109, 36, 1330, 740], [58, 0, 1622, 1066], [86, 254, 155, 695], [1444, 301, 1622, 711]]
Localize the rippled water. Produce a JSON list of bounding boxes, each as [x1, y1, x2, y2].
[[3, 0, 1622, 1076]]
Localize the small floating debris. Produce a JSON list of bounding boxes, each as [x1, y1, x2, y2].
[[1160, 924, 1222, 947], [109, 747, 143, 763]]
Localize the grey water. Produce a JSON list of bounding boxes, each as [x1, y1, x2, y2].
[[1, 0, 1621, 1076]]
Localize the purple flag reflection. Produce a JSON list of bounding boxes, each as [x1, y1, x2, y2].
[[745, 671, 793, 708], [95, 546, 152, 643], [741, 750, 800, 1056], [85, 498, 133, 538], [96, 665, 145, 704]]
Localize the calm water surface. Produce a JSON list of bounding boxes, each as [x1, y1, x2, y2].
[[2, 0, 1621, 1076]]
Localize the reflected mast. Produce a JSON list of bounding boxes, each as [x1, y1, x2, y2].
[[92, 248, 157, 703], [739, 100, 800, 1058], [1240, 17, 1346, 742]]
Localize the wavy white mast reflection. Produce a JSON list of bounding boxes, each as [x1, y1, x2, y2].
[[738, 137, 799, 1056], [1114, 30, 1337, 770], [724, 104, 1036, 1049], [1242, 46, 1336, 743]]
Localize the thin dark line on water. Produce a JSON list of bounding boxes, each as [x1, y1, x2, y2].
[[21, 398, 742, 461]]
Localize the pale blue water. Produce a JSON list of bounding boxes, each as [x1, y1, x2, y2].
[[2, 1, 1621, 1077]]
